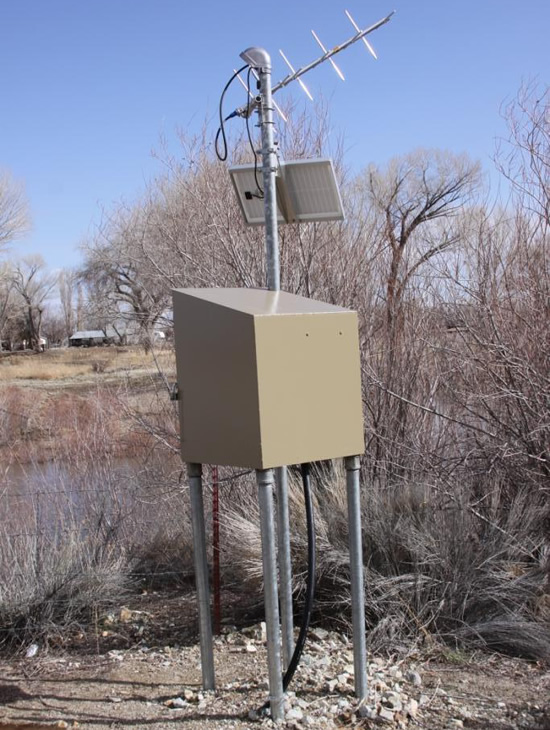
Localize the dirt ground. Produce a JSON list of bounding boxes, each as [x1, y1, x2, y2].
[[1, 591, 549, 730], [1, 641, 549, 730]]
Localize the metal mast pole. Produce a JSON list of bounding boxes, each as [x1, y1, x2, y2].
[[345, 455, 367, 699], [257, 468, 285, 722], [187, 462, 215, 690], [247, 47, 295, 670], [256, 53, 280, 290]]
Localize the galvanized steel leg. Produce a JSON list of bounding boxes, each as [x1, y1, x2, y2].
[[275, 465, 294, 669], [257, 468, 285, 722], [345, 455, 367, 699], [187, 462, 215, 691]]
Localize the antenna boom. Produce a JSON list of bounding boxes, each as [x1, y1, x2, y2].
[[272, 11, 395, 95]]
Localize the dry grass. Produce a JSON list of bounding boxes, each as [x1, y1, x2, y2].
[[221, 463, 550, 661], [0, 346, 175, 382], [0, 404, 188, 649]]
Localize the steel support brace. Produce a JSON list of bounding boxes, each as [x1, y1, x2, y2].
[[257, 468, 285, 722], [275, 465, 294, 668], [187, 462, 215, 691], [345, 455, 367, 699]]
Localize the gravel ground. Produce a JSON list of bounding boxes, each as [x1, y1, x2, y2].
[[1, 623, 549, 729]]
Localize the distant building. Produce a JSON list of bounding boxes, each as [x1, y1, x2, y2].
[[69, 330, 112, 347], [69, 324, 167, 348]]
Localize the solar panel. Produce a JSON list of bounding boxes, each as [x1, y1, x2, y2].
[[229, 158, 344, 226]]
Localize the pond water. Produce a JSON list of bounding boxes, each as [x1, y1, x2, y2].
[[1, 455, 184, 540]]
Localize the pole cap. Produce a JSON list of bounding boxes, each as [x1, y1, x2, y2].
[[240, 47, 271, 70]]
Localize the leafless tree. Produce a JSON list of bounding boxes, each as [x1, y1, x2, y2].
[[0, 169, 30, 249], [359, 149, 481, 329], [82, 202, 172, 351], [41, 309, 65, 346], [58, 268, 78, 341], [496, 80, 549, 234], [10, 255, 57, 351], [0, 262, 17, 348]]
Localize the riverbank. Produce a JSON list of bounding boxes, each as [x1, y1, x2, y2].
[[0, 345, 176, 464]]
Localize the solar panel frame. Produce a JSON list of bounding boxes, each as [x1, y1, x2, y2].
[[228, 158, 345, 226]]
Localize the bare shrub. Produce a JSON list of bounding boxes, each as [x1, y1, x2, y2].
[[222, 463, 550, 660], [0, 527, 133, 648], [0, 457, 135, 649], [124, 458, 196, 587]]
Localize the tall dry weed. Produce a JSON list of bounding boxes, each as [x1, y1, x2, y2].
[[221, 463, 550, 660]]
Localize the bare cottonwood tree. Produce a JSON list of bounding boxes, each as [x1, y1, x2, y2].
[[58, 268, 78, 340], [0, 262, 16, 347], [10, 255, 57, 351], [361, 149, 481, 329], [496, 80, 549, 234], [0, 169, 29, 249], [82, 203, 171, 350]]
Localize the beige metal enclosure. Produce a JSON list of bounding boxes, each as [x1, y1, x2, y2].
[[172, 287, 364, 469]]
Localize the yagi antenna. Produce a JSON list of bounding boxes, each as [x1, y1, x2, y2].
[[230, 10, 394, 118], [271, 10, 394, 96], [311, 30, 345, 81], [278, 49, 314, 102], [345, 9, 378, 60]]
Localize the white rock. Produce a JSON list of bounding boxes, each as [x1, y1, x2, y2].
[[245, 643, 257, 653], [449, 721, 464, 729], [358, 705, 378, 720], [165, 697, 187, 708], [406, 698, 419, 717], [326, 679, 338, 692], [378, 707, 395, 722], [405, 670, 422, 686], [286, 708, 303, 721], [382, 691, 402, 711], [311, 627, 329, 640], [25, 643, 39, 658]]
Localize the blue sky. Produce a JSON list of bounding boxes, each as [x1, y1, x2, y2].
[[1, 0, 548, 270]]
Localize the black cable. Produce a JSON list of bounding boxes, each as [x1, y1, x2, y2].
[[245, 67, 264, 198], [215, 63, 249, 162], [259, 462, 316, 715], [282, 462, 316, 691]]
